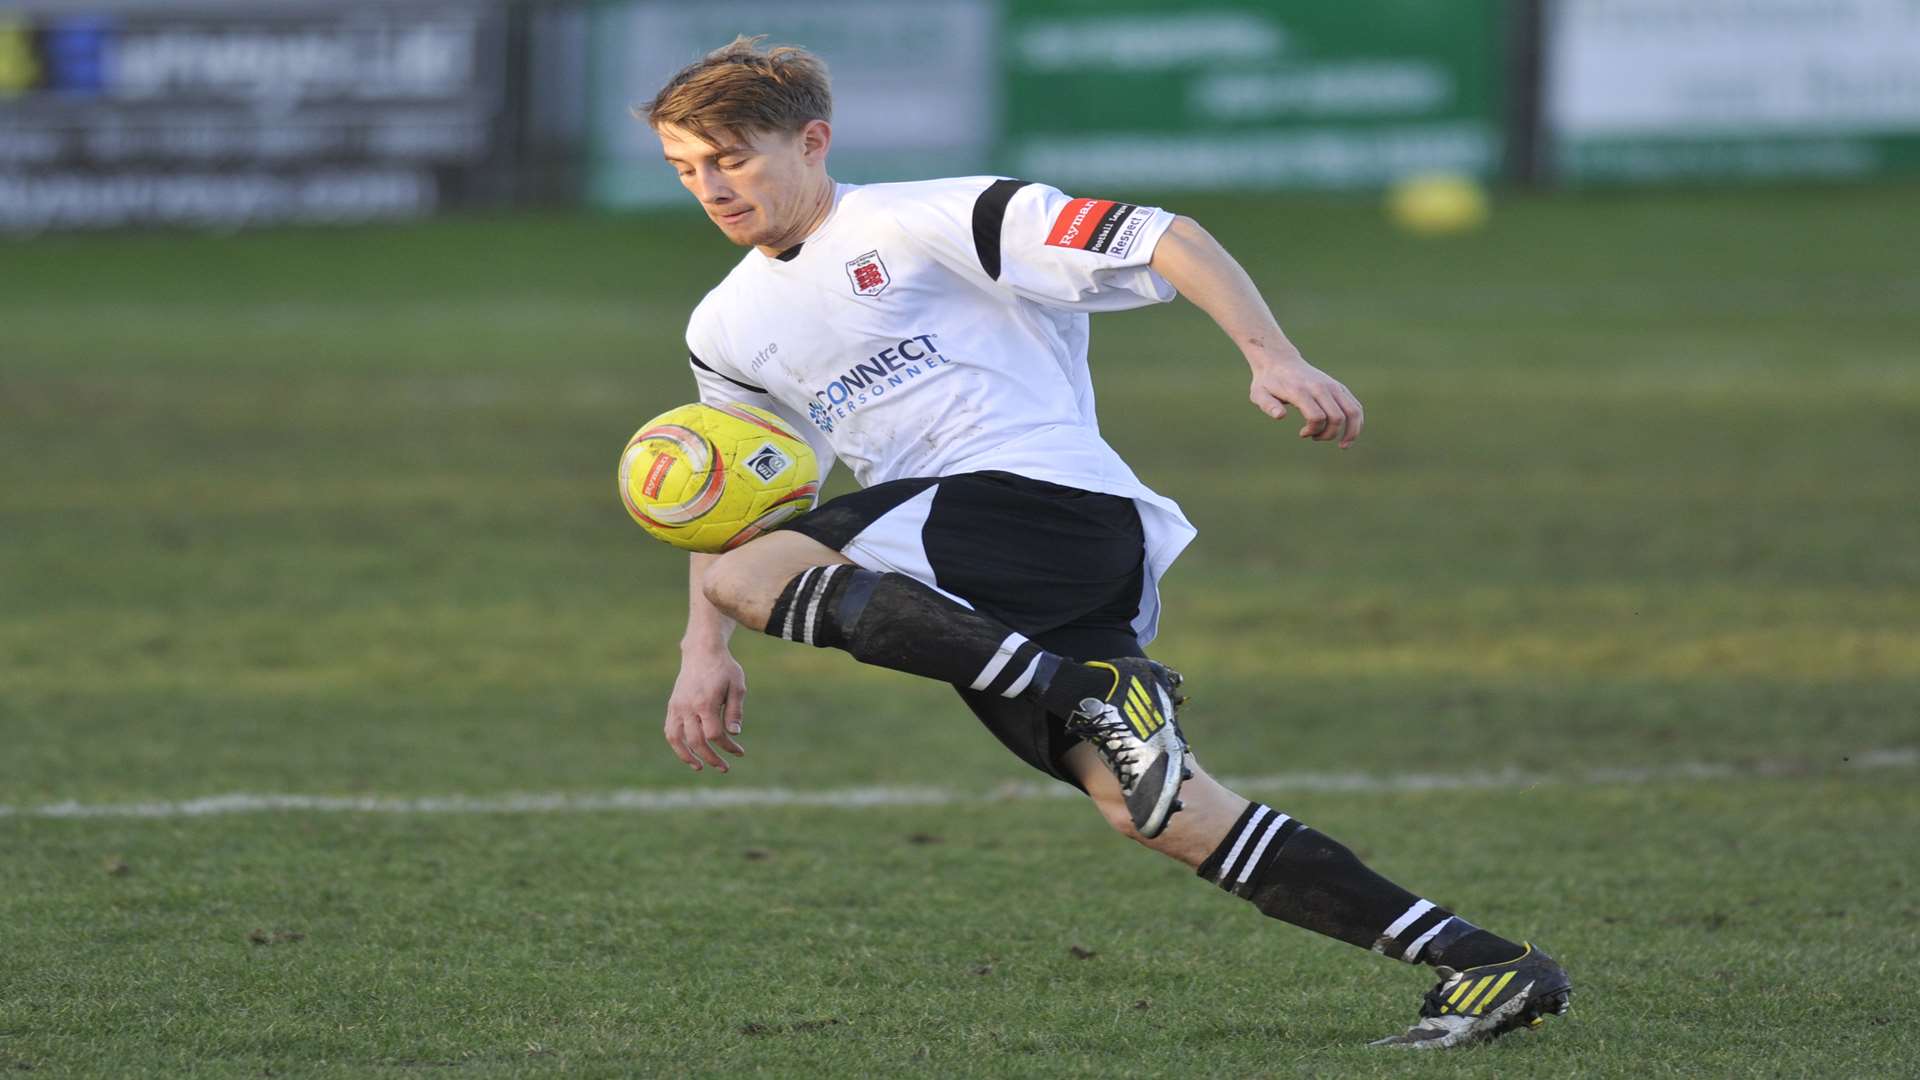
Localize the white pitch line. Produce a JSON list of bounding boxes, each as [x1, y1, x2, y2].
[[1, 748, 1913, 822]]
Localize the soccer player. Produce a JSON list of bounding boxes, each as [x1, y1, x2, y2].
[[646, 37, 1571, 1049]]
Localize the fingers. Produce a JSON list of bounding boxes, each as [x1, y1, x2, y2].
[[1333, 383, 1365, 448], [675, 720, 722, 770], [701, 702, 745, 760], [1251, 388, 1288, 421], [662, 717, 698, 769], [1295, 393, 1332, 441], [662, 662, 750, 774], [664, 707, 732, 772], [724, 683, 746, 738], [1309, 383, 1364, 447], [1254, 375, 1364, 447], [687, 723, 728, 770]]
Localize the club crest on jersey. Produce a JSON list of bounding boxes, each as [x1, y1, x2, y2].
[[845, 250, 890, 297]]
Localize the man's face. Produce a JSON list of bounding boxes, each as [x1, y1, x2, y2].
[[657, 121, 828, 251]]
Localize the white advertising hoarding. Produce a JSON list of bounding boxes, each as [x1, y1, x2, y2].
[[587, 0, 995, 209], [1548, 0, 1920, 181]]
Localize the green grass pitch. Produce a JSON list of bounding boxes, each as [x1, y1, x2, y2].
[[3, 183, 1917, 1077]]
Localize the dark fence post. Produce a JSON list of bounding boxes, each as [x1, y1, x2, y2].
[[1505, 0, 1549, 188]]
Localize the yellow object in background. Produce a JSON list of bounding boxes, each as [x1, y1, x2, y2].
[[0, 20, 42, 97], [1386, 173, 1491, 236]]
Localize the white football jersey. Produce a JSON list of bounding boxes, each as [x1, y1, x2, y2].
[[685, 176, 1196, 643]]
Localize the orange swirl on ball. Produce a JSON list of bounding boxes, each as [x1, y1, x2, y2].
[[620, 423, 726, 527]]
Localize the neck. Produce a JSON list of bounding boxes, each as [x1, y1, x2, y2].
[[757, 174, 836, 257]]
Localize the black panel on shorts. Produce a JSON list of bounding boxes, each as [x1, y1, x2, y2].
[[920, 471, 1143, 637], [971, 179, 1032, 281], [777, 475, 939, 550], [780, 470, 1143, 638]]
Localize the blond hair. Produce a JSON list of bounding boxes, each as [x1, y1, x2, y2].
[[643, 35, 832, 146]]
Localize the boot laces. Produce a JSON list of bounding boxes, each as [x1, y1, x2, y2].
[[1073, 706, 1147, 791], [1417, 970, 1462, 1019]]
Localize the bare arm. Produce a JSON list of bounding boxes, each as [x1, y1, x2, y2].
[[1150, 215, 1364, 448], [682, 552, 737, 654], [664, 553, 747, 772]]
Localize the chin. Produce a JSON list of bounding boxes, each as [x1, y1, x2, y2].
[[719, 223, 769, 247], [735, 228, 782, 249]]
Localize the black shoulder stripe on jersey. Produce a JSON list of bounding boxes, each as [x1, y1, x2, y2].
[[688, 352, 768, 395], [971, 178, 1032, 281]]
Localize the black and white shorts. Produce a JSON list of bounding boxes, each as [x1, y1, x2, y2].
[[777, 470, 1146, 788]]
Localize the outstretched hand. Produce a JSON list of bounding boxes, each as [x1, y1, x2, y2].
[[1143, 215, 1365, 449], [664, 647, 747, 772], [1249, 352, 1364, 449]]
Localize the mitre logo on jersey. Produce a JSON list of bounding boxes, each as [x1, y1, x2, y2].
[[1046, 198, 1156, 259], [845, 250, 890, 297]]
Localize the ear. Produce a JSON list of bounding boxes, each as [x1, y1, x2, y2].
[[800, 119, 832, 164]]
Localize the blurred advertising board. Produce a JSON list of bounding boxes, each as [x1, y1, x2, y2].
[[586, 0, 996, 208], [1000, 0, 1506, 190], [1547, 0, 1920, 182], [0, 3, 506, 231]]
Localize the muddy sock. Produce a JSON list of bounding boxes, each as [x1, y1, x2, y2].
[[767, 567, 1115, 710]]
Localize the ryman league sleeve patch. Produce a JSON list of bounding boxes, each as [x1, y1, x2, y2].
[[1044, 197, 1157, 258]]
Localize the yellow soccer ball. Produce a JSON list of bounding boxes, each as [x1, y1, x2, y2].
[[617, 402, 820, 553], [1385, 172, 1490, 236]]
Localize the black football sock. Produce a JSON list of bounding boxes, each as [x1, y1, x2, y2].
[[764, 566, 1109, 712], [1196, 803, 1524, 968], [1426, 928, 1530, 970]]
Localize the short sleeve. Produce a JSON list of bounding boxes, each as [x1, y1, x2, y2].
[[685, 312, 837, 487], [897, 178, 1178, 313]]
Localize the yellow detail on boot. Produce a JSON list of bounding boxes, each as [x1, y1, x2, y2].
[[1456, 976, 1495, 1014], [1086, 661, 1122, 700], [1125, 681, 1163, 731], [1447, 977, 1477, 1007], [1473, 971, 1517, 1015]]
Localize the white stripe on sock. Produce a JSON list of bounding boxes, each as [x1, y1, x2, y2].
[[969, 633, 1027, 691], [782, 567, 818, 642], [1000, 653, 1042, 698], [800, 565, 840, 646], [1403, 915, 1455, 963], [1374, 899, 1435, 954], [1215, 806, 1271, 883], [1234, 813, 1292, 885]]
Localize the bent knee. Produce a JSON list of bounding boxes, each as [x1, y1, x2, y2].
[[700, 550, 768, 626]]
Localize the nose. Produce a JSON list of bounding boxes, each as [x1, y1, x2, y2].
[[691, 164, 733, 206]]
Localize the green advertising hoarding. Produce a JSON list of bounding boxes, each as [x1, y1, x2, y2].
[[1001, 0, 1507, 190]]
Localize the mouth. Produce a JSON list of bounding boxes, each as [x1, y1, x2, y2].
[[713, 207, 752, 227]]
